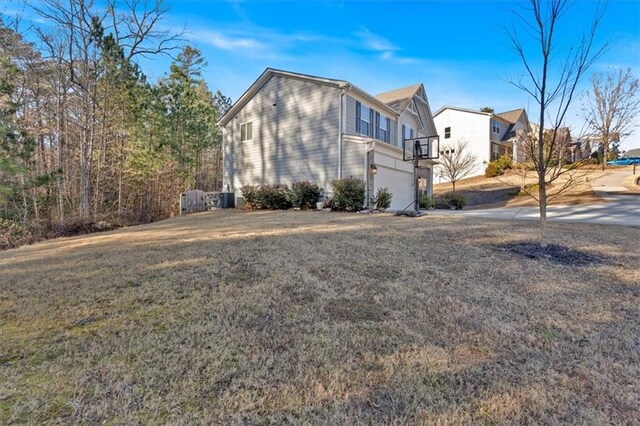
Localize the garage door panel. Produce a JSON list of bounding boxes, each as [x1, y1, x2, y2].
[[374, 167, 414, 210]]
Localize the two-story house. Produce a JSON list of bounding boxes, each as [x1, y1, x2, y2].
[[432, 106, 530, 180], [218, 68, 439, 210]]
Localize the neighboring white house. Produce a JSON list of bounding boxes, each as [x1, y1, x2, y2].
[[218, 68, 439, 210], [432, 106, 530, 181]]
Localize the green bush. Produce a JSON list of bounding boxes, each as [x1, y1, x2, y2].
[[290, 181, 321, 210], [259, 184, 292, 210], [434, 193, 467, 210], [240, 185, 261, 209], [371, 187, 393, 210], [485, 155, 513, 177], [331, 177, 365, 211], [240, 184, 292, 210], [419, 194, 435, 209]]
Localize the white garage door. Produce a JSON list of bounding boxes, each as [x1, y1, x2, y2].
[[374, 166, 414, 210]]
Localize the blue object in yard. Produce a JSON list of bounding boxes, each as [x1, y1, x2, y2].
[[607, 157, 640, 166]]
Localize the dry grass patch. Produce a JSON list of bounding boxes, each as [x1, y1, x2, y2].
[[622, 174, 640, 193], [434, 169, 615, 208], [0, 210, 639, 423]]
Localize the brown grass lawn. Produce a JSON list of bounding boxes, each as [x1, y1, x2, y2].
[[1, 210, 639, 424]]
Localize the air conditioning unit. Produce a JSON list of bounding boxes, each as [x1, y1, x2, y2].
[[202, 192, 235, 209], [220, 192, 235, 208]]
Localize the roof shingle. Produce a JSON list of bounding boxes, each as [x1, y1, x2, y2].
[[375, 83, 422, 112]]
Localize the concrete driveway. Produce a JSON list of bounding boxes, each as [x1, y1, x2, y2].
[[428, 169, 640, 227]]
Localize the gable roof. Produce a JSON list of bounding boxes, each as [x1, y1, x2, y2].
[[218, 68, 400, 126], [375, 83, 422, 113], [433, 105, 493, 117], [497, 108, 526, 124]]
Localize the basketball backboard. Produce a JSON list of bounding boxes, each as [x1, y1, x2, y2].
[[402, 135, 440, 162]]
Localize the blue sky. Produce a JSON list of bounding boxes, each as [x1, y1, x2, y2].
[[177, 0, 640, 148], [4, 0, 640, 148]]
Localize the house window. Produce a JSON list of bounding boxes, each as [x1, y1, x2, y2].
[[492, 120, 500, 134], [402, 124, 414, 141], [241, 122, 253, 141], [444, 127, 451, 139], [491, 144, 502, 160], [355, 101, 373, 137], [378, 114, 390, 143]]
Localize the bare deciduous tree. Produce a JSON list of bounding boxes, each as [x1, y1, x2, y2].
[[506, 0, 609, 245], [583, 68, 640, 169], [509, 126, 589, 202], [437, 139, 478, 192]]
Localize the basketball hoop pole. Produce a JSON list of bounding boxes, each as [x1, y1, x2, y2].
[[413, 156, 420, 212]]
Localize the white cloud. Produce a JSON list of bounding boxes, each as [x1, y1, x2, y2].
[[354, 27, 422, 65], [355, 27, 399, 53], [188, 29, 263, 51]]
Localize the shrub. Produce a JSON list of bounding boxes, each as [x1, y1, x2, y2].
[[485, 155, 513, 177], [259, 184, 292, 210], [0, 218, 29, 250], [434, 193, 467, 210], [567, 158, 598, 168], [331, 177, 365, 211], [290, 181, 321, 210], [240, 185, 261, 209], [240, 184, 292, 210], [371, 187, 393, 210], [419, 194, 435, 209]]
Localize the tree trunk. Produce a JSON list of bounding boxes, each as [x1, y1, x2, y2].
[[601, 144, 608, 171], [538, 174, 547, 247]]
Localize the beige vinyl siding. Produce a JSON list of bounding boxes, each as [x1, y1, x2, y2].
[[342, 135, 366, 179], [345, 95, 398, 146], [223, 75, 341, 194]]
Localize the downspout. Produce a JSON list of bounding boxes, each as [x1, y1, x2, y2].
[[220, 125, 229, 192], [364, 139, 375, 208], [338, 85, 351, 179]]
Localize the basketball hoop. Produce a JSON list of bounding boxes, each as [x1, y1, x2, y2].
[[400, 135, 440, 213], [402, 135, 440, 162]]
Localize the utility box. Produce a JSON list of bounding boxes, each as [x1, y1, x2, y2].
[[220, 192, 235, 208]]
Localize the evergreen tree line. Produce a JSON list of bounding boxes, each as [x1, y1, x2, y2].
[[0, 0, 231, 246]]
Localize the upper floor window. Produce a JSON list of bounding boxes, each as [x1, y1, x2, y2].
[[402, 124, 414, 141], [355, 101, 374, 137], [241, 122, 253, 141], [491, 120, 500, 134], [444, 127, 451, 139], [376, 112, 391, 143]]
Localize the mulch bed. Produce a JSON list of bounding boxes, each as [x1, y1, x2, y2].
[[497, 242, 606, 266]]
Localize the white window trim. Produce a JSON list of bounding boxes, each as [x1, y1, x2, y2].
[[241, 121, 253, 142], [360, 105, 371, 136], [378, 115, 390, 143]]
